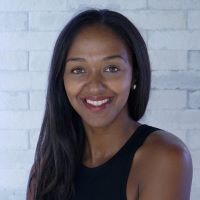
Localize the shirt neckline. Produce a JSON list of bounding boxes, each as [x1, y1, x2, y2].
[[80, 123, 146, 172]]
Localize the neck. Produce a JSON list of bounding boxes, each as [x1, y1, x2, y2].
[[82, 110, 140, 166]]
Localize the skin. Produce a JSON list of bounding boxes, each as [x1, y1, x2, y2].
[[63, 24, 140, 165], [27, 24, 193, 200], [63, 24, 193, 200]]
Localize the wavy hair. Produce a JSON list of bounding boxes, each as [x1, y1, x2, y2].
[[27, 8, 151, 200]]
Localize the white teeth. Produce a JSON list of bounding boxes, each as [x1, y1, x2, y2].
[[85, 98, 110, 106]]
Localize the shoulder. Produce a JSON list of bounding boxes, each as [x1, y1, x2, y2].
[[134, 127, 193, 199], [137, 127, 193, 175], [142, 128, 192, 164], [141, 127, 189, 154]]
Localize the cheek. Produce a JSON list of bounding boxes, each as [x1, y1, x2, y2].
[[109, 74, 132, 93], [63, 78, 83, 101]]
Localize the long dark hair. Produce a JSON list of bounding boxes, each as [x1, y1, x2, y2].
[[27, 8, 151, 200]]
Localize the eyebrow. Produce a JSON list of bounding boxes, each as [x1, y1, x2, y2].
[[66, 54, 127, 63]]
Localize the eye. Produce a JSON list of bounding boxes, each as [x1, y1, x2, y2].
[[71, 67, 85, 74], [105, 65, 119, 73]]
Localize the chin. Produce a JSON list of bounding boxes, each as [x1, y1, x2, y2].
[[82, 117, 115, 129]]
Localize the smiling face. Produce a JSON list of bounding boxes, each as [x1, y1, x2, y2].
[[63, 24, 134, 128]]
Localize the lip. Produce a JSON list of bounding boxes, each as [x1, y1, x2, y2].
[[80, 96, 114, 112], [81, 96, 114, 101]]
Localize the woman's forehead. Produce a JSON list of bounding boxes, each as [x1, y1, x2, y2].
[[67, 24, 131, 60]]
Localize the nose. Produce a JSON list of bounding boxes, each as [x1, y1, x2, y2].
[[86, 71, 106, 94]]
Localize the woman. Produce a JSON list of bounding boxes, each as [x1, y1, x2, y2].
[[26, 9, 193, 200]]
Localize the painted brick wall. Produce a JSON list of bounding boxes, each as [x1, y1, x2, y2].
[[0, 0, 199, 199]]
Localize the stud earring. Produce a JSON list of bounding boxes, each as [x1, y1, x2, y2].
[[132, 84, 136, 90]]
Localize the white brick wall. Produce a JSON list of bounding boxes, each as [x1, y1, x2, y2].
[[0, 51, 28, 70], [125, 10, 186, 30], [67, 0, 147, 10], [0, 12, 27, 31], [152, 71, 200, 89], [29, 51, 51, 71], [189, 50, 200, 69], [0, 72, 48, 91], [0, 1, 199, 199], [0, 92, 28, 110], [29, 12, 74, 31], [148, 0, 200, 9], [188, 11, 200, 30], [149, 50, 187, 70], [0, 0, 67, 11], [0, 32, 58, 51], [148, 31, 200, 50]]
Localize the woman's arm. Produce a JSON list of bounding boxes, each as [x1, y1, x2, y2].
[[139, 132, 193, 200]]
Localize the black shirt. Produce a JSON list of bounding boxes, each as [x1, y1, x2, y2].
[[73, 124, 160, 200]]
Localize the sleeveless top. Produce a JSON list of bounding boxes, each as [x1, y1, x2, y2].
[[72, 124, 161, 200]]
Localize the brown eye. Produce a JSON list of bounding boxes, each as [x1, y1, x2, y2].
[[71, 67, 85, 74], [105, 65, 119, 73]]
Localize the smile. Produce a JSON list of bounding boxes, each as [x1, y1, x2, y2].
[[85, 98, 110, 106], [81, 97, 113, 112]]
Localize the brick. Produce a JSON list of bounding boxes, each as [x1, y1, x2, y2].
[[191, 150, 200, 168], [0, 92, 28, 110], [152, 71, 200, 89], [0, 0, 67, 11], [189, 91, 200, 109], [0, 51, 28, 70], [125, 10, 186, 30], [9, 190, 26, 200], [0, 111, 43, 129], [0, 189, 9, 200], [29, 51, 51, 71], [192, 168, 200, 187], [188, 11, 200, 29], [29, 129, 40, 150], [29, 11, 74, 31], [191, 186, 200, 200], [0, 32, 58, 51], [0, 12, 27, 31], [187, 130, 200, 150], [149, 50, 187, 70], [143, 110, 200, 129], [0, 130, 28, 150], [30, 91, 46, 110], [0, 71, 48, 91], [148, 0, 200, 9], [147, 89, 187, 110], [0, 169, 30, 189], [0, 188, 26, 200], [188, 50, 200, 70], [148, 31, 200, 50], [0, 149, 35, 169], [66, 0, 147, 10]]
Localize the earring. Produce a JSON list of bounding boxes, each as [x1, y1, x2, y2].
[[132, 84, 136, 90]]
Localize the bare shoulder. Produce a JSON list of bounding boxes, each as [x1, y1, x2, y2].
[[134, 128, 193, 200], [143, 128, 192, 163], [138, 128, 193, 172], [142, 128, 188, 150]]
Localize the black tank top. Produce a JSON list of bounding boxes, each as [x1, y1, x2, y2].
[[73, 124, 161, 200]]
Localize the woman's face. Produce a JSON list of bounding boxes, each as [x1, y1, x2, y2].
[[63, 24, 134, 128]]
